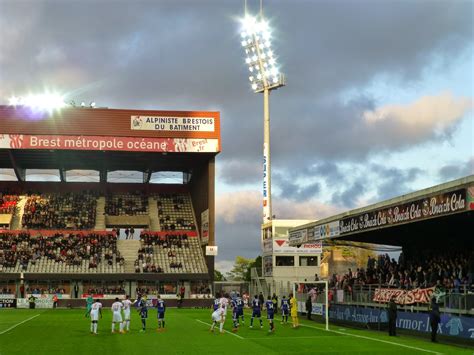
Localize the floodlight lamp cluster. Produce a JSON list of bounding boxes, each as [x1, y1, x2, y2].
[[240, 15, 285, 93], [8, 94, 97, 111]]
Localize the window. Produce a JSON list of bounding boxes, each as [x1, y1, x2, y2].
[[275, 256, 294, 266], [299, 256, 319, 267]]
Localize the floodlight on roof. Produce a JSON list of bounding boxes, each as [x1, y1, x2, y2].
[[8, 93, 67, 112]]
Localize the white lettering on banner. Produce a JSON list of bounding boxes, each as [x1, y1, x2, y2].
[[131, 116, 215, 132], [289, 229, 307, 244], [273, 239, 322, 254], [314, 221, 340, 241], [262, 143, 270, 223]]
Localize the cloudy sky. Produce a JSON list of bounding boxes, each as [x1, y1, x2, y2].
[[0, 0, 473, 272]]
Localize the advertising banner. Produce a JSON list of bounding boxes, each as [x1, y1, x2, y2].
[[339, 189, 467, 235], [288, 229, 308, 245], [263, 255, 273, 277], [262, 143, 270, 223], [313, 221, 340, 241], [205, 246, 218, 256], [200, 209, 209, 244], [297, 301, 325, 316], [273, 239, 322, 254], [0, 297, 16, 308], [131, 116, 215, 132], [17, 298, 53, 309], [262, 238, 273, 254], [329, 304, 474, 340], [373, 287, 435, 305], [0, 134, 219, 153]]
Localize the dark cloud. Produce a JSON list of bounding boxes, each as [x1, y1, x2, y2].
[[438, 157, 474, 181], [370, 165, 423, 201], [273, 172, 321, 201], [331, 179, 367, 208]]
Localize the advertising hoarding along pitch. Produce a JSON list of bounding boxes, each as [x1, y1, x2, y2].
[[273, 239, 322, 254]]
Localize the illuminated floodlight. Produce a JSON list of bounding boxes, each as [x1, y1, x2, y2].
[[90, 101, 96, 108], [8, 93, 66, 111]]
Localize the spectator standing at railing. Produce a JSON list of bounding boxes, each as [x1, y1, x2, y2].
[[388, 297, 397, 336], [429, 297, 441, 343]]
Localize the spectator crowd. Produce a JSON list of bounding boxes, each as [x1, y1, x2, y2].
[[330, 250, 474, 293], [105, 192, 148, 216], [0, 194, 19, 214], [22, 192, 97, 229]]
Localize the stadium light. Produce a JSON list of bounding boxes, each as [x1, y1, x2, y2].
[[8, 93, 66, 112], [238, 10, 286, 223]]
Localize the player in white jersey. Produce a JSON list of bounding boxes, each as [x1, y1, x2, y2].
[[122, 295, 133, 332], [89, 300, 102, 334], [219, 294, 229, 315], [210, 306, 225, 334], [111, 297, 124, 334]]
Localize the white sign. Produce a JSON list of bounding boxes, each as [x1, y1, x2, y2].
[[289, 229, 308, 244], [131, 116, 215, 132], [273, 239, 322, 254], [262, 238, 273, 253], [17, 298, 53, 309], [314, 221, 340, 240], [201, 209, 209, 244], [206, 245, 218, 256]]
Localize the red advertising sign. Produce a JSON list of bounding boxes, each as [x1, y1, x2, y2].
[[373, 287, 435, 305], [0, 134, 219, 153]]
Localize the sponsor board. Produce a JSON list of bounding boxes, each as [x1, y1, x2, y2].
[[17, 298, 53, 309], [0, 297, 16, 308], [313, 221, 340, 241], [297, 301, 325, 316], [340, 189, 467, 235], [373, 287, 434, 305], [131, 116, 215, 132], [263, 255, 273, 277], [329, 304, 474, 340], [288, 229, 308, 245], [262, 143, 270, 223], [201, 209, 209, 244], [0, 134, 219, 153], [273, 239, 322, 254]]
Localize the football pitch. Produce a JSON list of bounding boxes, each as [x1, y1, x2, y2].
[[0, 309, 472, 354]]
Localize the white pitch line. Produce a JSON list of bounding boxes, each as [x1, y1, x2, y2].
[[195, 319, 244, 340], [0, 314, 40, 335], [298, 323, 442, 355]]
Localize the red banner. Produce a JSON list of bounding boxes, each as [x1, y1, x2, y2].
[[0, 229, 114, 237], [140, 230, 198, 237], [373, 287, 435, 305], [0, 134, 219, 153]]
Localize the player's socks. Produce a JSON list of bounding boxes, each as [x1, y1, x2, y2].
[[90, 323, 94, 333], [162, 320, 165, 328], [250, 317, 254, 327], [141, 319, 146, 330], [260, 319, 263, 327], [111, 323, 115, 332], [219, 322, 224, 333], [120, 323, 124, 332], [94, 323, 98, 333], [126, 320, 130, 331]]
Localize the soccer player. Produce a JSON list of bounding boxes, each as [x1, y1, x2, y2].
[[236, 293, 244, 325], [281, 295, 289, 324], [265, 295, 275, 332], [289, 293, 299, 328], [122, 295, 132, 332], [85, 294, 93, 318], [219, 293, 229, 315], [231, 296, 239, 331], [137, 295, 148, 332], [210, 305, 225, 334], [250, 295, 263, 329], [156, 295, 166, 331], [111, 297, 124, 333], [89, 299, 102, 334]]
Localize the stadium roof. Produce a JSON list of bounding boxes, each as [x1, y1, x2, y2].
[[0, 105, 220, 182]]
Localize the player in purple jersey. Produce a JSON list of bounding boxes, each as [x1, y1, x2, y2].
[[281, 296, 289, 324], [250, 295, 263, 328], [265, 296, 275, 332]]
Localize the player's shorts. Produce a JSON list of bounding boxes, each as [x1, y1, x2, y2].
[[212, 311, 221, 322], [157, 311, 165, 320], [291, 310, 298, 317], [252, 310, 261, 318], [113, 311, 123, 322], [237, 308, 244, 317], [123, 309, 131, 320], [140, 310, 148, 319], [90, 311, 99, 321], [282, 309, 289, 316], [267, 311, 274, 320]]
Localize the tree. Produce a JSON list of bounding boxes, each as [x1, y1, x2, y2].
[[226, 256, 254, 281], [245, 255, 262, 281], [214, 269, 226, 281]]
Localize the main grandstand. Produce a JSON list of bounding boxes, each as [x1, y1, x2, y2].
[[0, 105, 219, 306]]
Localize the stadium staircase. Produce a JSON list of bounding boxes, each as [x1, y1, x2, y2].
[[10, 195, 27, 230], [148, 197, 161, 231], [94, 196, 106, 230], [117, 239, 140, 273]]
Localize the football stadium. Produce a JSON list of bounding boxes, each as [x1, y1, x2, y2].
[[1, 1, 473, 355]]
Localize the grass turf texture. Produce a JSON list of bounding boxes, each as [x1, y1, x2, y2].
[[0, 309, 472, 354]]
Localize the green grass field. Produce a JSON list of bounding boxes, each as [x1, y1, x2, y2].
[[0, 308, 472, 354]]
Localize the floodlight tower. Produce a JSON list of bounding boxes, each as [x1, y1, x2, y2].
[[240, 12, 286, 223]]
